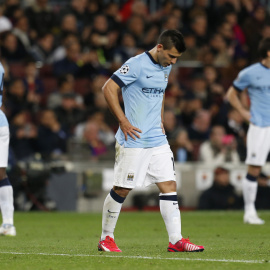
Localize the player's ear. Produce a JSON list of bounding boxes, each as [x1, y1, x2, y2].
[[157, 44, 163, 52]]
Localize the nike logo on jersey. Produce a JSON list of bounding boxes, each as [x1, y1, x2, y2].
[[256, 76, 262, 80], [146, 75, 153, 78]]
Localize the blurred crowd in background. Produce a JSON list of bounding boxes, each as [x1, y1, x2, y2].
[[1, 0, 270, 165]]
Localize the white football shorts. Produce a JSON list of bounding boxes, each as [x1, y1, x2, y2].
[[0, 126, 9, 167], [245, 124, 270, 166], [113, 142, 176, 189]]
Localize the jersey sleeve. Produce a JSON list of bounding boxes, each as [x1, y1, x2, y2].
[[232, 69, 250, 92], [111, 57, 141, 88]]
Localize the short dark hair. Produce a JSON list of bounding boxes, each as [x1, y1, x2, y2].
[[157, 29, 186, 53], [258, 37, 270, 58]]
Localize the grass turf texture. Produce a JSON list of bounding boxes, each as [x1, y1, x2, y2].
[[0, 211, 270, 270]]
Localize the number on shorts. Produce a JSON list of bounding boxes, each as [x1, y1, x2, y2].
[[0, 73, 4, 92], [171, 157, 175, 172]]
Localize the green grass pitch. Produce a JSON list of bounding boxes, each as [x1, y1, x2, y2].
[[0, 211, 270, 270]]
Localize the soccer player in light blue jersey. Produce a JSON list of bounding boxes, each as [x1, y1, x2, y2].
[[0, 61, 16, 236], [227, 37, 270, 225], [98, 30, 204, 252]]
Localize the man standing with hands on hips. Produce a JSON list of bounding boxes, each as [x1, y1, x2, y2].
[[98, 29, 204, 252], [227, 37, 270, 225]]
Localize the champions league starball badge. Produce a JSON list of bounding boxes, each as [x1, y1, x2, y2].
[[120, 65, 130, 74]]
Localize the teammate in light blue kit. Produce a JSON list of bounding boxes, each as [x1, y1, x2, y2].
[[227, 37, 270, 225], [98, 30, 204, 252], [0, 61, 16, 236]]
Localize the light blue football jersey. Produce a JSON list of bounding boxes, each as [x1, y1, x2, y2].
[[233, 63, 270, 127], [0, 62, 8, 127], [111, 51, 172, 148]]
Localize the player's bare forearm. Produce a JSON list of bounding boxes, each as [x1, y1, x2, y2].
[[102, 79, 142, 140], [226, 86, 251, 121], [102, 79, 126, 123], [226, 86, 242, 110], [161, 94, 165, 123], [161, 95, 165, 134]]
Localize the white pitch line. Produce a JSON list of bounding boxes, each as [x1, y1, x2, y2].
[[0, 251, 269, 264]]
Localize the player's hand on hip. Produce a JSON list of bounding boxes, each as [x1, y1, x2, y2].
[[120, 118, 142, 141], [161, 123, 165, 134], [239, 108, 251, 122]]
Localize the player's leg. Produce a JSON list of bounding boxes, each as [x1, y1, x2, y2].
[[99, 142, 142, 252], [156, 180, 182, 244], [0, 126, 16, 236], [98, 186, 130, 252], [150, 144, 204, 252], [243, 165, 264, 224], [156, 180, 204, 252], [244, 124, 270, 224], [0, 168, 15, 228]]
